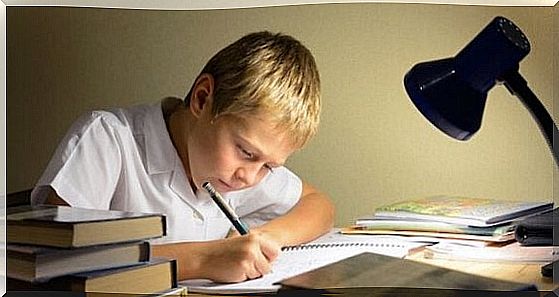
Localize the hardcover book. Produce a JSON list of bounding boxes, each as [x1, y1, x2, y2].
[[7, 257, 178, 294], [6, 205, 167, 248], [7, 241, 151, 282]]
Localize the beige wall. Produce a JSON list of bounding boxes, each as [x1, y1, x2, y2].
[[8, 4, 556, 226]]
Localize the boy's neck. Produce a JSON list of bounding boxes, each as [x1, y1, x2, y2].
[[163, 98, 198, 193], [161, 97, 183, 123]]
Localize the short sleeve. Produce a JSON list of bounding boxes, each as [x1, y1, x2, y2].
[[31, 111, 123, 209], [228, 166, 302, 227]]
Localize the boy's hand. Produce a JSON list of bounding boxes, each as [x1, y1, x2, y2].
[[199, 231, 280, 283]]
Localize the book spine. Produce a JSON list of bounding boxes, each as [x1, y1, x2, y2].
[[169, 259, 178, 289], [141, 241, 152, 262], [161, 215, 168, 236]]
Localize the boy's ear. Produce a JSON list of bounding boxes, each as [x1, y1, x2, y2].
[[189, 73, 214, 118]]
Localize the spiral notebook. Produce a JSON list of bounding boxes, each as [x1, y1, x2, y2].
[[180, 232, 426, 294]]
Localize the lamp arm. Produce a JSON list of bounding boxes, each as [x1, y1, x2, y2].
[[500, 70, 559, 167]]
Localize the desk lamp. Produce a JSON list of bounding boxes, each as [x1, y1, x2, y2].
[[403, 16, 558, 166]]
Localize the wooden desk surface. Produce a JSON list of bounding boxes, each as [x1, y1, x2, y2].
[[406, 249, 557, 292], [180, 250, 557, 296]]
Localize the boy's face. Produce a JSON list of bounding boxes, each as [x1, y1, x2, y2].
[[187, 111, 296, 194]]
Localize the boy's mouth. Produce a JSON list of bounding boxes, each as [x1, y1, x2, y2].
[[217, 179, 236, 192]]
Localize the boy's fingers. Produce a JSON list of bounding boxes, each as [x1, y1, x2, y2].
[[243, 249, 270, 279], [254, 246, 274, 276], [258, 237, 280, 262], [245, 264, 262, 280], [260, 258, 274, 275]]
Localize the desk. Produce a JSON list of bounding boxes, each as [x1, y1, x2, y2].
[[406, 249, 557, 294], [6, 252, 554, 296]]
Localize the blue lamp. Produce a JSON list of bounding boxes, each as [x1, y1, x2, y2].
[[404, 16, 558, 166]]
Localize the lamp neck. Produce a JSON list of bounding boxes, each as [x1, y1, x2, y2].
[[500, 70, 559, 167]]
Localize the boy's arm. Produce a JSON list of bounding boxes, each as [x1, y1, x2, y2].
[[253, 181, 335, 246]]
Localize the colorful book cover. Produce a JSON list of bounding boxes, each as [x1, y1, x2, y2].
[[374, 196, 552, 227]]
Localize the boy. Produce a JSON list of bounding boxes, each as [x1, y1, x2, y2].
[[30, 31, 334, 282]]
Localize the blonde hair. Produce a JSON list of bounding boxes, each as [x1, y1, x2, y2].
[[186, 31, 321, 149]]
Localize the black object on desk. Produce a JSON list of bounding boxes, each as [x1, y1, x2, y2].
[[541, 261, 553, 278], [279, 252, 538, 297], [514, 207, 558, 279], [515, 208, 557, 246]]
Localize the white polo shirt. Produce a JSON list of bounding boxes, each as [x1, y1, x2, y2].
[[31, 101, 302, 243]]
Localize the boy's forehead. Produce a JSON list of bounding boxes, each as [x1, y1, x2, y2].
[[227, 113, 284, 137], [225, 114, 296, 159]]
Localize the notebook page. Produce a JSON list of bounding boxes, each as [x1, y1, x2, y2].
[[180, 233, 425, 294]]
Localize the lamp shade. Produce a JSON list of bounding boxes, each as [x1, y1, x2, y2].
[[404, 16, 531, 141]]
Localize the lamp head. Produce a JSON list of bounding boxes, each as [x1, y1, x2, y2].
[[404, 16, 530, 140]]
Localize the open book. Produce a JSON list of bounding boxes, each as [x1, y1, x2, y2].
[[179, 231, 426, 294]]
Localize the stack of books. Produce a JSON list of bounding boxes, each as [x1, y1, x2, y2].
[[342, 196, 556, 262], [344, 196, 552, 242], [6, 204, 185, 296]]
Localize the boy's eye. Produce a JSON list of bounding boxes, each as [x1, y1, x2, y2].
[[237, 145, 275, 173], [264, 164, 275, 173], [238, 146, 254, 159]]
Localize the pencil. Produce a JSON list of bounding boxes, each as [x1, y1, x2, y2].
[[202, 181, 250, 235]]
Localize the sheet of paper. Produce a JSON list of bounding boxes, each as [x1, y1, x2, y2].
[[179, 230, 427, 294]]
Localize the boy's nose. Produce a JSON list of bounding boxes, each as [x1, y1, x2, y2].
[[234, 164, 261, 189]]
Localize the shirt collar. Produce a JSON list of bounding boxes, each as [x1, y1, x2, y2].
[[143, 100, 178, 175]]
